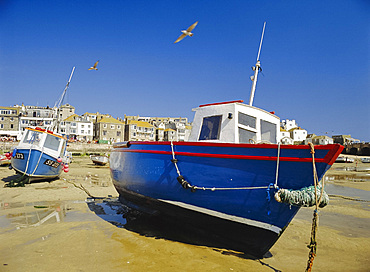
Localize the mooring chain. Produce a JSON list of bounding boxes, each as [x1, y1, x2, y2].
[[170, 141, 278, 193]]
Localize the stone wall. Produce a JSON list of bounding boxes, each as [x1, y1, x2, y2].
[[0, 141, 112, 155]]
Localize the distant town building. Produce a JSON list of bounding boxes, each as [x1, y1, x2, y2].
[[305, 135, 334, 145], [0, 106, 21, 139], [125, 115, 192, 141], [82, 112, 98, 122], [280, 119, 307, 144], [124, 120, 155, 141], [95, 116, 125, 143], [164, 128, 177, 141], [60, 114, 93, 142], [332, 135, 360, 145], [19, 105, 56, 133], [289, 127, 307, 143], [280, 128, 293, 144], [281, 119, 298, 131], [58, 104, 75, 121]]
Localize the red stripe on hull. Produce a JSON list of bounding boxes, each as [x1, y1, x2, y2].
[[115, 142, 343, 165], [119, 149, 326, 163]]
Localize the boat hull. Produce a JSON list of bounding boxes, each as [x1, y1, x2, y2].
[[110, 141, 343, 257], [11, 148, 63, 181], [90, 155, 109, 166]]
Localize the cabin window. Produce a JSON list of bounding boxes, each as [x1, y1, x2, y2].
[[44, 134, 62, 151], [239, 128, 256, 143], [261, 120, 277, 143], [23, 130, 42, 146], [238, 112, 256, 128], [199, 115, 222, 140]]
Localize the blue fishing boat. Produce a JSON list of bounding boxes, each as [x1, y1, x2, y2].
[[109, 23, 343, 257], [11, 127, 68, 180], [10, 68, 74, 183]]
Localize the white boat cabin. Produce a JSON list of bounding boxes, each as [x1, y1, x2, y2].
[[17, 127, 67, 159], [189, 100, 280, 144]]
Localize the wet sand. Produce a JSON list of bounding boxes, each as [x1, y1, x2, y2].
[[0, 156, 369, 272]]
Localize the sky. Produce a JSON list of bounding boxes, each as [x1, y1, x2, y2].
[[1, 0, 369, 141]]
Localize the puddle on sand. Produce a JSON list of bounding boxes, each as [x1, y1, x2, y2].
[[325, 183, 370, 202], [332, 166, 370, 172], [0, 200, 96, 230], [2, 187, 369, 258], [295, 183, 370, 238], [1, 197, 254, 257], [0, 201, 67, 230], [325, 173, 370, 182]]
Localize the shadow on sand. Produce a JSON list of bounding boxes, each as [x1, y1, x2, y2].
[[87, 197, 281, 268]]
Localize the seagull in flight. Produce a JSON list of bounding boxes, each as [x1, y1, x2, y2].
[[88, 61, 99, 71], [174, 21, 198, 44]]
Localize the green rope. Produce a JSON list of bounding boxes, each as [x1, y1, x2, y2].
[[4, 175, 30, 187], [274, 185, 329, 208]]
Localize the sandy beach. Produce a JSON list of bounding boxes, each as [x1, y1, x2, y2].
[[0, 154, 369, 272]]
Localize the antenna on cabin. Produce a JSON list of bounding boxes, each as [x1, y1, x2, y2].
[[248, 22, 266, 106]]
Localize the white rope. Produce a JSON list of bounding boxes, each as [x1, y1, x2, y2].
[[170, 141, 181, 176], [30, 146, 45, 176], [274, 142, 281, 189]]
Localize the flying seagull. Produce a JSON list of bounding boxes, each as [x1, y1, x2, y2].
[[174, 21, 198, 43], [88, 61, 99, 70]]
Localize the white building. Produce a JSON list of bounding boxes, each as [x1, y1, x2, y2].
[[19, 105, 56, 133], [60, 114, 93, 142], [289, 127, 307, 143], [281, 119, 307, 144], [280, 128, 294, 144], [281, 119, 298, 131]]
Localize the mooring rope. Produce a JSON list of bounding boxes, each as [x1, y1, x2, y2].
[[30, 146, 45, 176], [305, 142, 320, 272]]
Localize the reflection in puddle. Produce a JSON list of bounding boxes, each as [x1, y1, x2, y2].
[[0, 201, 67, 229], [332, 166, 370, 172], [325, 173, 370, 182], [86, 198, 127, 227]]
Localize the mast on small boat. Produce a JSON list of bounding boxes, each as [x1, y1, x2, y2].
[[51, 67, 75, 132], [248, 22, 266, 106], [54, 67, 75, 109]]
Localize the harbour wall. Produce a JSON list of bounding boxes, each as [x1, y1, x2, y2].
[[342, 143, 370, 156], [0, 142, 112, 155]]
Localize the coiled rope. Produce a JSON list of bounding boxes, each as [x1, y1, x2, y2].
[[274, 185, 329, 208]]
